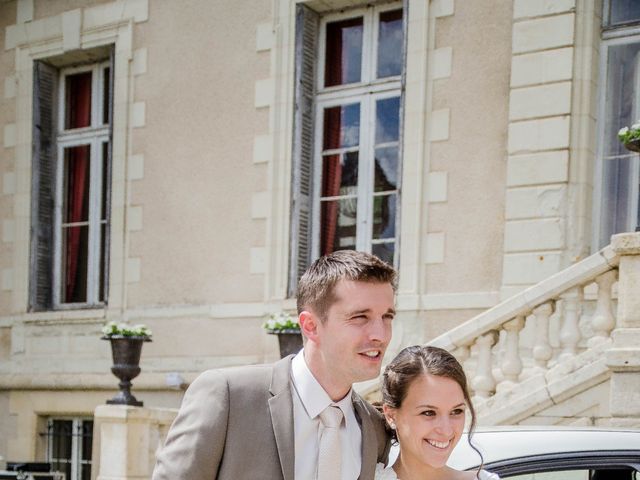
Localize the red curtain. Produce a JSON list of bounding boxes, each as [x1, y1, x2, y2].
[[65, 73, 91, 302], [321, 108, 343, 255]]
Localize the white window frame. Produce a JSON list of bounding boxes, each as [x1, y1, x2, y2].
[[46, 417, 93, 480], [53, 62, 110, 308], [593, 25, 640, 250], [312, 3, 403, 264]]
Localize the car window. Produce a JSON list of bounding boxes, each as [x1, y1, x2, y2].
[[506, 469, 638, 480], [507, 471, 588, 480]]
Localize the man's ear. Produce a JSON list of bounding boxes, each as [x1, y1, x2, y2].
[[298, 310, 319, 341]]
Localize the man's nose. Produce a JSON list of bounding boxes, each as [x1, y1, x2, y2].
[[368, 317, 391, 343]]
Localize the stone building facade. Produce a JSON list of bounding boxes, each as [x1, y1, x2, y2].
[[1, 1, 639, 479]]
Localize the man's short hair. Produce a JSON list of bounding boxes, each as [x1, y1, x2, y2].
[[296, 250, 397, 321]]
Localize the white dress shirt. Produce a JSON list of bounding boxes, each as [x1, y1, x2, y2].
[[291, 350, 362, 480]]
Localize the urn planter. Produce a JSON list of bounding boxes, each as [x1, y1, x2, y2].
[[624, 138, 640, 153], [102, 335, 151, 406], [268, 330, 303, 358]]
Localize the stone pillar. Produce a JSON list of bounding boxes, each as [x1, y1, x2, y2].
[[93, 405, 177, 480], [606, 232, 640, 428]]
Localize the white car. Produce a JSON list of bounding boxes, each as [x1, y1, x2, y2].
[[447, 426, 640, 479], [389, 426, 640, 480]]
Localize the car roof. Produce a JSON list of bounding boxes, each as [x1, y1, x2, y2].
[[446, 426, 640, 470]]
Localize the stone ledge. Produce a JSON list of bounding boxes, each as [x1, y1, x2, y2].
[[611, 232, 640, 255]]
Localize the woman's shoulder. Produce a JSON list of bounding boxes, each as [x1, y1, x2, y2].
[[374, 463, 398, 480]]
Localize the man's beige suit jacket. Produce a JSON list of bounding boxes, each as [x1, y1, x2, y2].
[[152, 354, 391, 480]]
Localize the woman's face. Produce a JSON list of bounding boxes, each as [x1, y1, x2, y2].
[[384, 373, 467, 470]]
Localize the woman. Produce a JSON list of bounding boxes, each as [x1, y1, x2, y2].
[[375, 345, 499, 480]]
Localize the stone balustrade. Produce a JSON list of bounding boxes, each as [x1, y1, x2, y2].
[[429, 232, 640, 426]]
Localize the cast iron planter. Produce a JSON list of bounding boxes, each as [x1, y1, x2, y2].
[[102, 335, 151, 406], [624, 139, 640, 153], [267, 330, 303, 358]]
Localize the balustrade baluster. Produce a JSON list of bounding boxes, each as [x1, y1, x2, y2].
[[497, 315, 525, 392], [532, 302, 553, 373], [471, 331, 498, 399], [559, 287, 582, 362], [588, 270, 617, 347]]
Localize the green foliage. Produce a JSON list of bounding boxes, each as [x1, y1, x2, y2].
[[102, 321, 152, 338], [262, 312, 300, 333], [618, 122, 640, 144]]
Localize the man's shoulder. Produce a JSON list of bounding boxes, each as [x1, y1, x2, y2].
[[193, 356, 292, 390]]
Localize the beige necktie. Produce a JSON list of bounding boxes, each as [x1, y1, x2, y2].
[[317, 405, 344, 480]]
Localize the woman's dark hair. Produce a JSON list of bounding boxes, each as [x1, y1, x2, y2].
[[381, 345, 484, 474]]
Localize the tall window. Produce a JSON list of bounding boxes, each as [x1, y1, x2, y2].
[[42, 418, 93, 480], [30, 52, 113, 310], [290, 4, 404, 291], [596, 2, 640, 248]]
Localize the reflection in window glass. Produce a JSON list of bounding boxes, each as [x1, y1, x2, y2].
[[607, 0, 640, 27], [376, 97, 400, 144], [377, 9, 403, 78], [321, 198, 357, 254], [323, 103, 361, 149], [325, 17, 363, 86]]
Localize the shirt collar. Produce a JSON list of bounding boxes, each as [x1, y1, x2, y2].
[[291, 349, 355, 427]]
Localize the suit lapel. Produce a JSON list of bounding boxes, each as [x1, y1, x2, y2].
[[353, 393, 377, 480], [268, 355, 295, 480]]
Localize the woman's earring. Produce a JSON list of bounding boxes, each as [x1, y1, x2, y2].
[[389, 421, 396, 430]]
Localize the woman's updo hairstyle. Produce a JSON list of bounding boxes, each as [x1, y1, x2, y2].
[[381, 345, 482, 469]]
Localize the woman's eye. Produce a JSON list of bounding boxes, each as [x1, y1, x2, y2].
[[451, 408, 464, 416], [421, 410, 436, 417]]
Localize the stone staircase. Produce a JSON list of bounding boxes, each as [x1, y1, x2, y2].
[[426, 232, 640, 427]]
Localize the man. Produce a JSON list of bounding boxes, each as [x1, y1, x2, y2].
[[152, 250, 397, 480]]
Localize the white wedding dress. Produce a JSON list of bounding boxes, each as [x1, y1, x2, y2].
[[374, 463, 501, 480]]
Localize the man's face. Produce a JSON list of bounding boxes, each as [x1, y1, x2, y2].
[[311, 279, 395, 394]]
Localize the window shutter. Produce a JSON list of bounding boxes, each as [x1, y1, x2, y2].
[[29, 61, 58, 311], [289, 4, 319, 296]]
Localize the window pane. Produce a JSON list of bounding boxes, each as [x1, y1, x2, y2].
[[600, 157, 635, 246], [598, 41, 640, 247], [81, 420, 93, 460], [63, 145, 91, 224], [375, 146, 398, 191], [323, 103, 360, 149], [325, 17, 363, 87], [607, 0, 640, 26], [101, 142, 108, 221], [103, 67, 110, 125], [377, 9, 403, 78], [375, 97, 400, 144], [372, 242, 394, 265], [373, 193, 396, 239], [320, 198, 357, 255], [62, 225, 89, 303], [322, 152, 358, 197], [603, 42, 640, 158], [100, 224, 106, 303], [65, 71, 92, 129]]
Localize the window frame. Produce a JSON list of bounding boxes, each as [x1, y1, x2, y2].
[[52, 61, 111, 309], [311, 3, 403, 265], [593, 24, 640, 250], [44, 416, 93, 480]]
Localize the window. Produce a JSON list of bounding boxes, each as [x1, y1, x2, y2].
[[42, 418, 93, 480], [289, 4, 404, 291], [595, 3, 640, 248], [30, 51, 113, 310]]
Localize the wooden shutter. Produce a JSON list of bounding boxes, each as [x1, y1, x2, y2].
[[288, 4, 319, 296], [29, 61, 58, 311]]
